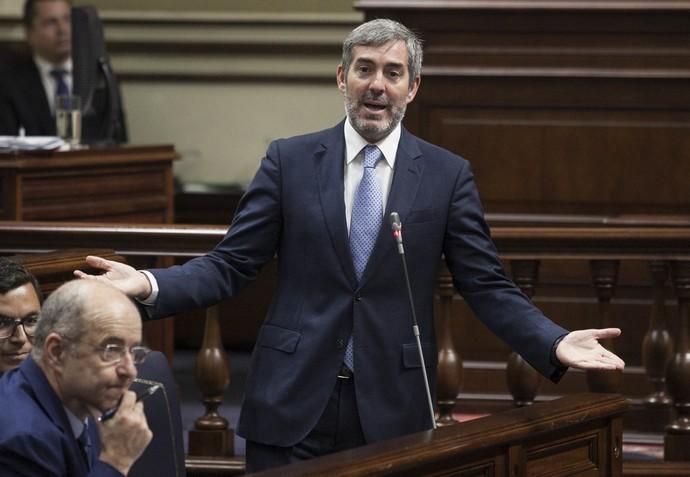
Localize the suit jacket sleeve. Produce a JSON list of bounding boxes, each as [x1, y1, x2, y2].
[[443, 159, 568, 381], [147, 141, 283, 318]]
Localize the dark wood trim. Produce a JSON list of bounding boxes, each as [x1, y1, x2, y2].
[[250, 393, 627, 477], [354, 0, 690, 12], [5, 221, 690, 259]]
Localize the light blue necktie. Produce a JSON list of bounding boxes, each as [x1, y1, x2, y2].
[[50, 69, 69, 98], [344, 145, 383, 370]]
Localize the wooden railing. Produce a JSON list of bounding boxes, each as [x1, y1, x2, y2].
[[4, 218, 690, 471]]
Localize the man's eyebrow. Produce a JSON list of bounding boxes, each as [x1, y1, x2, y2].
[[0, 314, 36, 320], [99, 337, 126, 346], [353, 57, 405, 69]]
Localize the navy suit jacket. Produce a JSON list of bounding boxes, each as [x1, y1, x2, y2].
[[0, 55, 55, 136], [0, 357, 123, 477], [147, 121, 568, 447]]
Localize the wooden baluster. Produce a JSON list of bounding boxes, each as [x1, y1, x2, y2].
[[436, 262, 463, 426], [187, 304, 234, 457], [665, 261, 690, 461], [587, 260, 623, 393], [642, 260, 674, 407], [506, 259, 542, 407]]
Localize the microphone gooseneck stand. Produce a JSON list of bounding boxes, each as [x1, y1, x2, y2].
[[390, 212, 437, 430]]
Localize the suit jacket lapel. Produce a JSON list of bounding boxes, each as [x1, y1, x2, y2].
[[20, 60, 54, 134], [316, 121, 358, 286], [360, 127, 424, 284], [22, 357, 90, 475]]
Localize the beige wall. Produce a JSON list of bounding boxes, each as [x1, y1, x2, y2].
[[0, 1, 361, 185], [125, 82, 344, 187]]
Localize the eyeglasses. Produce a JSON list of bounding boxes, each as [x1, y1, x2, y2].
[[0, 315, 38, 340], [59, 335, 151, 365], [95, 343, 151, 365]]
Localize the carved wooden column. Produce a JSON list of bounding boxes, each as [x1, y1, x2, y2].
[[587, 260, 623, 393], [642, 260, 674, 407], [436, 262, 463, 426], [507, 259, 542, 407], [188, 304, 234, 457], [665, 261, 690, 461]]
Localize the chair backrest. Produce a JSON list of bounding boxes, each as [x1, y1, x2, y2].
[[129, 350, 186, 477]]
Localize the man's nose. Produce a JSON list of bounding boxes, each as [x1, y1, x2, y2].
[[117, 351, 138, 379], [369, 71, 385, 93], [9, 323, 28, 342]]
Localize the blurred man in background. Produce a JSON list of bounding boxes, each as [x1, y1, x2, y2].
[[0, 0, 72, 136], [0, 0, 127, 143]]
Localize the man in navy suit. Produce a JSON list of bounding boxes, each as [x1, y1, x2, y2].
[[0, 0, 72, 136], [77, 19, 625, 473], [0, 280, 152, 476]]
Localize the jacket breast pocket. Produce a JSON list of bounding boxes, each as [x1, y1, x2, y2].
[[402, 342, 434, 368], [257, 324, 301, 354]]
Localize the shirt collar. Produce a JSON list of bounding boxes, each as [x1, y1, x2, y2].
[[344, 117, 401, 169], [34, 55, 72, 75], [64, 406, 86, 439]]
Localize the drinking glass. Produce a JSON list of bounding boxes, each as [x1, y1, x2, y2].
[[55, 94, 82, 148]]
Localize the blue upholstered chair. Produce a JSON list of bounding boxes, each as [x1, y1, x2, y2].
[[129, 351, 186, 477]]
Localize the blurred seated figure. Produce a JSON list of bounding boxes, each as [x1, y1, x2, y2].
[[0, 0, 127, 143], [0, 257, 41, 376], [0, 280, 152, 476]]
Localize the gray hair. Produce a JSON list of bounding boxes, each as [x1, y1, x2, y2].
[[341, 18, 423, 88], [31, 280, 88, 360]]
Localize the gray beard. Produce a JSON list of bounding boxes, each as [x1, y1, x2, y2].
[[345, 98, 406, 143]]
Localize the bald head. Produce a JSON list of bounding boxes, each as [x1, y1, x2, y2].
[[32, 280, 141, 360]]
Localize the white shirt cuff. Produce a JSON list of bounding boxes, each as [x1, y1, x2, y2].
[[137, 270, 159, 306]]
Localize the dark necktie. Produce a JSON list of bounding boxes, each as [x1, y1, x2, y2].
[[77, 423, 92, 470], [344, 145, 384, 370], [50, 69, 69, 98]]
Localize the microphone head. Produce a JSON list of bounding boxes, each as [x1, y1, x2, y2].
[[390, 212, 401, 231]]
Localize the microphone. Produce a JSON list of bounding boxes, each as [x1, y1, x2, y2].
[[98, 384, 160, 422], [389, 212, 437, 430]]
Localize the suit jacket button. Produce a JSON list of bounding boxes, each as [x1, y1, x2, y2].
[[354, 294, 362, 302]]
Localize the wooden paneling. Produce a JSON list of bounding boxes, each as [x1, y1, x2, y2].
[[356, 0, 690, 216]]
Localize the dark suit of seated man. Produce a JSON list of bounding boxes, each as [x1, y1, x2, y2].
[[0, 0, 127, 143], [0, 280, 152, 476], [0, 257, 42, 377]]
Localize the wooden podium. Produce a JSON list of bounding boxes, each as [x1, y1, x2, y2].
[[0, 144, 176, 222], [0, 144, 177, 357]]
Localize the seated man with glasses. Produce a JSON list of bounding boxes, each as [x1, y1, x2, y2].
[[0, 257, 42, 376], [0, 279, 152, 476]]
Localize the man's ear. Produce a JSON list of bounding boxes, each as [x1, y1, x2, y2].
[[406, 76, 421, 104], [336, 64, 346, 93], [44, 333, 67, 369]]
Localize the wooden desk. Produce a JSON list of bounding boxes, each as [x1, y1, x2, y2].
[[251, 393, 628, 477], [0, 145, 176, 222]]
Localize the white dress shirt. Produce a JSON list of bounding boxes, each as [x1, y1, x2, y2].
[[343, 118, 401, 232]]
